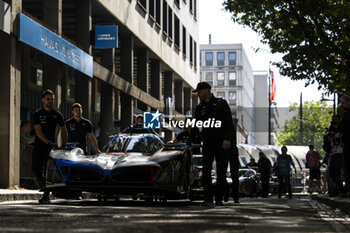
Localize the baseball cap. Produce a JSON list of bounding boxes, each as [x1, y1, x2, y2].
[[192, 82, 211, 93]]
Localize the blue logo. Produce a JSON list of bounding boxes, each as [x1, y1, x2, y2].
[[144, 110, 161, 129]]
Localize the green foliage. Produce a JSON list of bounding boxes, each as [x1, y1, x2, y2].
[[275, 101, 332, 153], [223, 0, 350, 93]]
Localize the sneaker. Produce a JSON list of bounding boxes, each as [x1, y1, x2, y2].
[[201, 200, 214, 207], [224, 194, 229, 202], [39, 196, 51, 204], [215, 201, 224, 206]]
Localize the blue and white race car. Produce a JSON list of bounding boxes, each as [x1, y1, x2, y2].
[[44, 131, 194, 202]]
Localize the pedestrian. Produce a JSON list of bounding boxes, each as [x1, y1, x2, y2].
[[258, 152, 272, 198], [134, 114, 143, 127], [186, 82, 234, 206], [338, 95, 350, 195], [123, 114, 159, 135], [305, 145, 322, 194], [65, 103, 101, 154], [246, 158, 259, 169], [327, 121, 343, 196], [276, 146, 296, 199], [33, 89, 67, 204], [225, 144, 240, 203]]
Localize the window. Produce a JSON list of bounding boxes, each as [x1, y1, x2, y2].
[[228, 52, 237, 66], [36, 69, 43, 87], [216, 72, 225, 86], [200, 72, 202, 82], [174, 0, 180, 8], [205, 52, 213, 66], [174, 15, 180, 48], [182, 26, 187, 56], [194, 0, 197, 19], [194, 41, 197, 68], [30, 66, 43, 87], [217, 92, 225, 99], [156, 0, 161, 26], [217, 52, 225, 66], [66, 82, 75, 99], [168, 7, 173, 39], [228, 91, 237, 100], [228, 91, 237, 105], [229, 72, 236, 86], [149, 0, 155, 20], [94, 79, 101, 112], [66, 69, 75, 99], [137, 0, 147, 11], [205, 72, 213, 86], [163, 0, 168, 34], [231, 110, 237, 119], [189, 35, 193, 64]]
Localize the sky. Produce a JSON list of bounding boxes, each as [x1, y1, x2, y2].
[[198, 0, 327, 107]]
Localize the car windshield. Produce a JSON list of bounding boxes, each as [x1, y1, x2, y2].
[[238, 169, 256, 178], [107, 134, 164, 155], [125, 135, 164, 155]]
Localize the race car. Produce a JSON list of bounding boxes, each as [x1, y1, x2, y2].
[[43, 132, 194, 202]]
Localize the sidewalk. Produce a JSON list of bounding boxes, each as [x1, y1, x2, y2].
[[313, 195, 350, 215], [0, 189, 98, 202], [0, 189, 43, 202]]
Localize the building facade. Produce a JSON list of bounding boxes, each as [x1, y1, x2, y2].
[[200, 44, 255, 144], [254, 71, 269, 145], [0, 0, 199, 187], [254, 71, 279, 145]]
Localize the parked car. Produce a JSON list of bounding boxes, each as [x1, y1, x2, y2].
[[237, 168, 259, 197]]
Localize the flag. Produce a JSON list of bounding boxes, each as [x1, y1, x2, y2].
[[270, 70, 276, 101]]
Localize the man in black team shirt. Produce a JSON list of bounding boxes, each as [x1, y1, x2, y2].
[[33, 89, 67, 204], [186, 82, 235, 206], [66, 103, 100, 154]]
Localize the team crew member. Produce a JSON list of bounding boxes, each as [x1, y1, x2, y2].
[[227, 138, 240, 203], [65, 103, 101, 154], [33, 89, 67, 204], [187, 82, 235, 206]]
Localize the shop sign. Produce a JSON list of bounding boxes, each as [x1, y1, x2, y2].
[[18, 13, 93, 77], [95, 25, 118, 49]]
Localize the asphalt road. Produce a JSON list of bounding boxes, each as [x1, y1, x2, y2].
[[1, 195, 350, 233]]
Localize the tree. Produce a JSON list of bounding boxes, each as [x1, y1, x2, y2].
[[275, 101, 332, 153], [223, 0, 350, 93]]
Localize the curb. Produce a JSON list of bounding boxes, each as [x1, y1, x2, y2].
[[313, 195, 350, 215], [0, 192, 97, 202], [0, 193, 44, 202]]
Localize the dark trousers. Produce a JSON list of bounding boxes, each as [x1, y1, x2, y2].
[[261, 175, 270, 197], [329, 153, 343, 194], [343, 145, 350, 191], [228, 147, 239, 201], [202, 143, 228, 203], [278, 175, 292, 198], [32, 145, 51, 189]]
